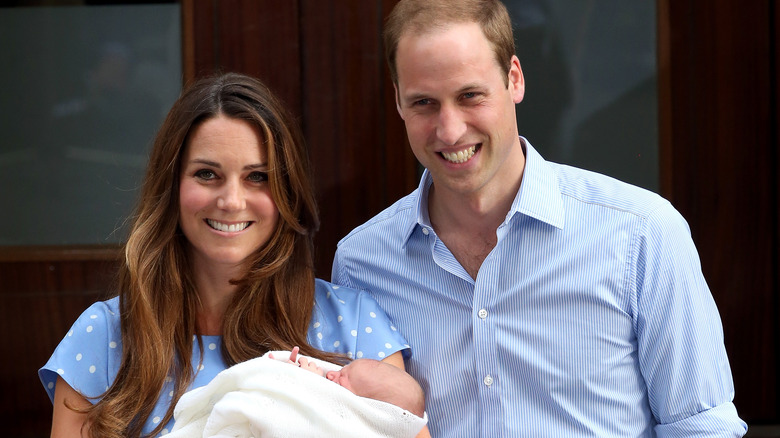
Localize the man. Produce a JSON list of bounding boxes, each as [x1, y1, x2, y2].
[[331, 0, 746, 436]]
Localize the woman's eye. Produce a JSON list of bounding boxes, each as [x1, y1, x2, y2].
[[194, 169, 216, 180], [247, 171, 268, 183]]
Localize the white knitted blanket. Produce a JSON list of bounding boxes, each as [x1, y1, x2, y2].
[[167, 351, 426, 438]]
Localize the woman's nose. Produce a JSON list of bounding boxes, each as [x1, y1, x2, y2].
[[216, 180, 246, 211]]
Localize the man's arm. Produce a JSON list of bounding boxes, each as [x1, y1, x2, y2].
[[635, 204, 746, 437]]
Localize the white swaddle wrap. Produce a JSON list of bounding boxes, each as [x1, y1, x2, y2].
[[167, 351, 426, 438]]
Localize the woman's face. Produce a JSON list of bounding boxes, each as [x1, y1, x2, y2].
[[178, 115, 280, 270]]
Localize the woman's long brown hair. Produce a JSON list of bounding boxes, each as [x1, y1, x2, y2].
[[80, 73, 345, 438]]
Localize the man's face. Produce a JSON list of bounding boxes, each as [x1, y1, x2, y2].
[[394, 22, 525, 199]]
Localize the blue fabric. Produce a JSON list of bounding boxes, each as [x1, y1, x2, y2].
[[332, 139, 746, 437], [39, 278, 409, 436]]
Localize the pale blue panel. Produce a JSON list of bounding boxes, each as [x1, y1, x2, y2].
[[0, 4, 181, 245]]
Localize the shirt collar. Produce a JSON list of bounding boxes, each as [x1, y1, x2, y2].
[[510, 138, 565, 230], [401, 137, 565, 246]]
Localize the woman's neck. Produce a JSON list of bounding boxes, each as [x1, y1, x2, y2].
[[190, 254, 243, 336]]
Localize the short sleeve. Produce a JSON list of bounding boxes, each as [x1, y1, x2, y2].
[[309, 279, 410, 361], [39, 298, 121, 404]]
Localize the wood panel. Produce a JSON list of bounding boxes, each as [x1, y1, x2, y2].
[[299, 0, 416, 276], [0, 258, 119, 437], [658, 0, 777, 422], [182, 0, 302, 115]]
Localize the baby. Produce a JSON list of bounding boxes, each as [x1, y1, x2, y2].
[[275, 347, 425, 418]]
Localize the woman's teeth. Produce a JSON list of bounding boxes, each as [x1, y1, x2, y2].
[[441, 145, 477, 164], [207, 220, 250, 232]]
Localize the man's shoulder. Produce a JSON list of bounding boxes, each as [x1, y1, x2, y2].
[[336, 189, 420, 248], [551, 162, 670, 218]]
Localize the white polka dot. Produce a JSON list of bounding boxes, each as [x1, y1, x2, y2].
[[169, 391, 174, 397], [365, 327, 373, 334], [76, 353, 82, 361], [369, 312, 376, 318], [313, 322, 321, 328], [378, 352, 386, 358], [208, 343, 217, 350], [317, 332, 323, 340], [385, 343, 392, 349], [165, 376, 173, 383], [47, 382, 54, 389], [67, 330, 73, 337], [109, 341, 117, 349], [390, 325, 397, 331], [356, 351, 364, 358], [347, 351, 354, 358], [326, 291, 331, 299], [90, 314, 98, 319], [86, 326, 93, 333], [89, 365, 96, 374], [350, 330, 357, 337], [339, 299, 346, 304], [333, 285, 340, 290], [161, 429, 169, 435], [199, 364, 205, 371], [153, 416, 161, 424], [57, 369, 64, 375], [337, 315, 343, 322], [333, 341, 340, 347]]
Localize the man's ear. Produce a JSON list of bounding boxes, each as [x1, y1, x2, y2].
[[508, 55, 525, 104], [394, 83, 405, 119]]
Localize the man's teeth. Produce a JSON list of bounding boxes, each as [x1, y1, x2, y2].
[[207, 220, 249, 232], [441, 145, 477, 164]]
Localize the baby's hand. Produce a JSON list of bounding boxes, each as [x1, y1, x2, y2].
[[298, 357, 325, 377], [268, 346, 300, 364]]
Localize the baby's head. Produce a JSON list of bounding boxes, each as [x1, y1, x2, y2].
[[326, 359, 425, 418]]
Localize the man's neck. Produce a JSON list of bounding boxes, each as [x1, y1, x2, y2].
[[427, 148, 526, 279]]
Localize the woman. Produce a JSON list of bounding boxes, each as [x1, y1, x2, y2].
[[39, 73, 410, 438]]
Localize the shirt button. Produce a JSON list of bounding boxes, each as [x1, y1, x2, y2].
[[422, 227, 429, 235], [478, 308, 488, 319], [483, 375, 494, 386]]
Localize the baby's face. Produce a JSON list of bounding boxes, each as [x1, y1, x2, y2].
[[325, 358, 380, 393]]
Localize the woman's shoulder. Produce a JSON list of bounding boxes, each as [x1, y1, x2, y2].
[[310, 279, 409, 360], [314, 278, 364, 303], [313, 279, 387, 315], [39, 296, 123, 402]]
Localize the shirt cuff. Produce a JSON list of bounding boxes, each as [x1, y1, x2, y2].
[[654, 402, 747, 437]]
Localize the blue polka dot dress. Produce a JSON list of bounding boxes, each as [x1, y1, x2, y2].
[[39, 279, 410, 436]]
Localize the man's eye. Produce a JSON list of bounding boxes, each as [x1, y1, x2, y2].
[[413, 98, 431, 106], [194, 169, 216, 180], [462, 92, 477, 99], [247, 171, 268, 183]]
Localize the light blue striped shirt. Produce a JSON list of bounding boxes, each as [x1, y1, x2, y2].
[[332, 140, 746, 437]]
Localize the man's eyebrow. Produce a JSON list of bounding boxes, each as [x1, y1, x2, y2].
[[402, 91, 430, 102], [402, 83, 484, 101]]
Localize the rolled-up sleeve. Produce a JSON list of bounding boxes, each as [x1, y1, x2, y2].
[[634, 204, 747, 437]]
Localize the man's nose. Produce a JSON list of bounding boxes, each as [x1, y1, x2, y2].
[[435, 104, 467, 146]]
